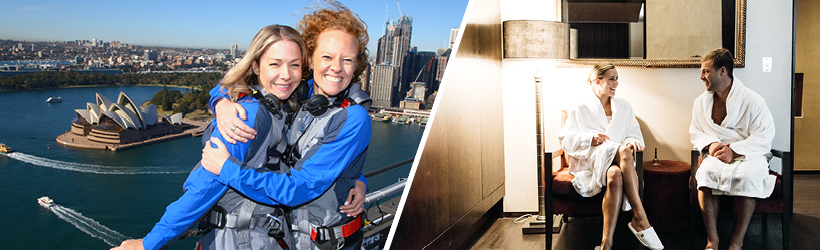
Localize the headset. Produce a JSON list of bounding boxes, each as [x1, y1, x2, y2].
[[301, 85, 353, 116], [251, 89, 283, 117]]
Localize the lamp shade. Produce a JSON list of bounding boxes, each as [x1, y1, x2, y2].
[[503, 20, 569, 59]]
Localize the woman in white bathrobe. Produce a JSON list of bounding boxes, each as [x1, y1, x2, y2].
[[558, 63, 663, 250]]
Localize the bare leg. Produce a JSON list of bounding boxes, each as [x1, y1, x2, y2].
[[600, 166, 623, 250], [727, 197, 755, 250], [699, 188, 720, 250], [614, 146, 651, 231]]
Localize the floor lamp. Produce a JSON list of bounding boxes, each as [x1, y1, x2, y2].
[[502, 20, 569, 234]]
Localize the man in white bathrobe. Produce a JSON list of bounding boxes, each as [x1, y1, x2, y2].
[[690, 48, 776, 250]]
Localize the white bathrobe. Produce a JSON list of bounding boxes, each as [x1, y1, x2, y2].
[[690, 77, 776, 199], [558, 90, 644, 208]]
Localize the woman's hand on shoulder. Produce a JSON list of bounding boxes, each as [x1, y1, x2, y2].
[[201, 137, 230, 175], [215, 98, 256, 144]]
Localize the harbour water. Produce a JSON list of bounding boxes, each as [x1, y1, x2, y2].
[[0, 86, 423, 249]]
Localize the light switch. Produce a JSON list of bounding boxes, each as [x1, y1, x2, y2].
[[762, 57, 772, 72]]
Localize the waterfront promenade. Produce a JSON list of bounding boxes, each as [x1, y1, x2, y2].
[[56, 117, 210, 151]]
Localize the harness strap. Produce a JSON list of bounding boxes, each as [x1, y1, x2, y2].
[[275, 238, 290, 250], [296, 207, 312, 250], [204, 206, 292, 249], [309, 215, 362, 242], [235, 200, 257, 250], [206, 212, 284, 229]]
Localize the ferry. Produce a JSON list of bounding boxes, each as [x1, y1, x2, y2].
[[0, 143, 11, 153], [38, 196, 55, 209], [45, 96, 63, 103]]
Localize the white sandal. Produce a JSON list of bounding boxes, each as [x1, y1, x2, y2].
[[627, 222, 664, 250]]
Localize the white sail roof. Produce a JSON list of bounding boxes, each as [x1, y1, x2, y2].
[[142, 105, 159, 126], [77, 92, 175, 131], [74, 109, 92, 123], [169, 113, 183, 125], [96, 93, 114, 111]]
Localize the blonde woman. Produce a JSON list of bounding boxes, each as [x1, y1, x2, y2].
[[558, 63, 663, 250]]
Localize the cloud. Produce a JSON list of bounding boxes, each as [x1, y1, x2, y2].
[[17, 6, 45, 12]]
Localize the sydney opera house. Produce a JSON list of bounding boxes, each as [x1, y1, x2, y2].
[[69, 91, 189, 145]]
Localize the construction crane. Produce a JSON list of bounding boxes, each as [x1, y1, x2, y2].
[[395, 0, 405, 18], [384, 0, 389, 35], [413, 56, 435, 83]]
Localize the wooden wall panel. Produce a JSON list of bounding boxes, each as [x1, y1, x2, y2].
[[391, 0, 505, 248], [394, 99, 451, 249], [446, 57, 483, 224]]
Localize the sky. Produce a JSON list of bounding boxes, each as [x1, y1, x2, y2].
[[0, 0, 468, 54]]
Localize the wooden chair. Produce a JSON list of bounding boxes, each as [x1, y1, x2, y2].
[[689, 149, 793, 250], [545, 110, 643, 249]]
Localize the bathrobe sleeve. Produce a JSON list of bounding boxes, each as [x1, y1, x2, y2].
[[689, 94, 722, 153], [727, 94, 775, 157], [558, 108, 596, 159]]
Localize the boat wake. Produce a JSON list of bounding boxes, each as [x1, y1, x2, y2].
[[50, 204, 129, 247], [6, 152, 189, 174]]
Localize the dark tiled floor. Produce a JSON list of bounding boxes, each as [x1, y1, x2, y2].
[[470, 175, 820, 250]]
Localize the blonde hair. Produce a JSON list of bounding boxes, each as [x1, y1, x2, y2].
[[702, 48, 734, 79], [220, 25, 307, 102], [298, 1, 369, 80], [588, 63, 616, 85]]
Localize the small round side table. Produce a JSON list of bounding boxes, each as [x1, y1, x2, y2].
[[643, 160, 691, 233]]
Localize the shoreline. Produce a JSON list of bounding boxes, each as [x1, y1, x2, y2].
[[62, 84, 202, 91], [0, 84, 203, 92]]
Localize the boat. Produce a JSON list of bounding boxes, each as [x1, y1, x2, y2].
[[45, 96, 63, 103], [38, 196, 55, 209], [0, 143, 11, 153]]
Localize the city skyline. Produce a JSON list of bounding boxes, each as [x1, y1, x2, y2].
[[0, 0, 467, 55]]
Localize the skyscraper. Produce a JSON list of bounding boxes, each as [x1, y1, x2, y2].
[[357, 62, 372, 93], [435, 48, 452, 92], [230, 43, 238, 60], [371, 64, 399, 108], [377, 16, 413, 67], [374, 15, 413, 107], [449, 28, 459, 49], [398, 50, 437, 107]]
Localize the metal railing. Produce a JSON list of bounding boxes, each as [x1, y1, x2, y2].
[[360, 158, 413, 237], [362, 158, 414, 206]]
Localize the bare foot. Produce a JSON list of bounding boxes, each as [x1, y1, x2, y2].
[[631, 216, 652, 231]]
